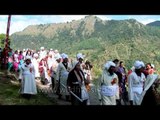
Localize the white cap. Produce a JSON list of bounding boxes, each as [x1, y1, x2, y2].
[[61, 53, 68, 59], [151, 64, 155, 68], [104, 61, 116, 70], [40, 47, 44, 50], [33, 53, 38, 57], [77, 53, 85, 59], [134, 60, 145, 69], [54, 49, 59, 53], [25, 56, 31, 60], [54, 54, 62, 60]]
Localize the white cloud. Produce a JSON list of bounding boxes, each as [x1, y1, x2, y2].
[[12, 15, 29, 21], [10, 21, 31, 35], [126, 15, 158, 25], [0, 15, 8, 20], [3, 16, 88, 35], [1, 15, 160, 35], [96, 15, 111, 20], [0, 21, 7, 34], [58, 15, 86, 22], [9, 19, 44, 35], [137, 19, 156, 25]]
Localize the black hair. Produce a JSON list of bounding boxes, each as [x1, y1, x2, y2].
[[120, 61, 123, 65], [85, 60, 93, 70], [146, 63, 151, 66], [113, 59, 119, 63]]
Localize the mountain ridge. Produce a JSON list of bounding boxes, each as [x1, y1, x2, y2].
[[10, 16, 160, 76]]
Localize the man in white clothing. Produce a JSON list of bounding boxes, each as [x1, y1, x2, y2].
[[56, 53, 72, 100], [32, 53, 40, 79], [39, 47, 46, 60], [98, 61, 119, 105], [128, 60, 146, 105]]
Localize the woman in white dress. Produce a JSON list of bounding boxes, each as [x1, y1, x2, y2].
[[19, 56, 37, 100]]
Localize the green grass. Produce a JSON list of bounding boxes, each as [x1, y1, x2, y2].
[[0, 82, 58, 105], [0, 71, 57, 105]]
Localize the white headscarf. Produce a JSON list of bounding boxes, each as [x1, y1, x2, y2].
[[134, 60, 145, 69], [77, 53, 85, 59], [104, 61, 116, 70], [61, 53, 68, 59], [33, 53, 38, 58], [54, 49, 59, 53], [131, 66, 135, 72], [40, 47, 44, 50], [54, 54, 62, 60], [151, 64, 155, 68], [25, 56, 31, 60]]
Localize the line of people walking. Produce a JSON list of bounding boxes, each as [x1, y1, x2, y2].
[[1, 46, 159, 105]]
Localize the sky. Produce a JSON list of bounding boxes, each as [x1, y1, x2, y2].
[[0, 15, 160, 35]]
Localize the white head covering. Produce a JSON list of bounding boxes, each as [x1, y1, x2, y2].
[[25, 56, 31, 60], [50, 48, 53, 51], [23, 49, 25, 51], [54, 54, 62, 60], [140, 61, 145, 68], [54, 49, 59, 53], [33, 53, 38, 58], [61, 53, 65, 58], [151, 64, 155, 68], [134, 60, 145, 69], [104, 61, 116, 70], [61, 53, 68, 59], [40, 47, 44, 50], [131, 66, 135, 71], [77, 53, 85, 59]]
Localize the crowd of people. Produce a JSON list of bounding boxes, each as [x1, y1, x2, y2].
[[0, 46, 160, 105], [0, 47, 93, 104], [98, 59, 160, 105]]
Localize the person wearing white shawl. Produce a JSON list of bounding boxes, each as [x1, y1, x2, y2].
[[50, 54, 61, 92], [97, 61, 119, 105], [76, 53, 85, 70], [39, 47, 46, 60], [67, 61, 90, 105], [54, 49, 60, 60], [139, 73, 160, 105], [56, 53, 72, 100], [32, 53, 40, 79], [18, 56, 37, 99], [128, 60, 146, 105]]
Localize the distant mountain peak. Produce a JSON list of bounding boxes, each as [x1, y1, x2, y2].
[[146, 21, 160, 26]]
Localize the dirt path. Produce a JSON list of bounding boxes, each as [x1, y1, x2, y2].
[[36, 80, 71, 105], [36, 79, 100, 105], [0, 70, 129, 105]]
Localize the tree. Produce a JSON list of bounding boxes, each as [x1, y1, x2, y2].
[[0, 34, 6, 48]]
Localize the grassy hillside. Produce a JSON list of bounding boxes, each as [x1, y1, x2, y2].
[[10, 15, 160, 78], [0, 70, 57, 105]]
